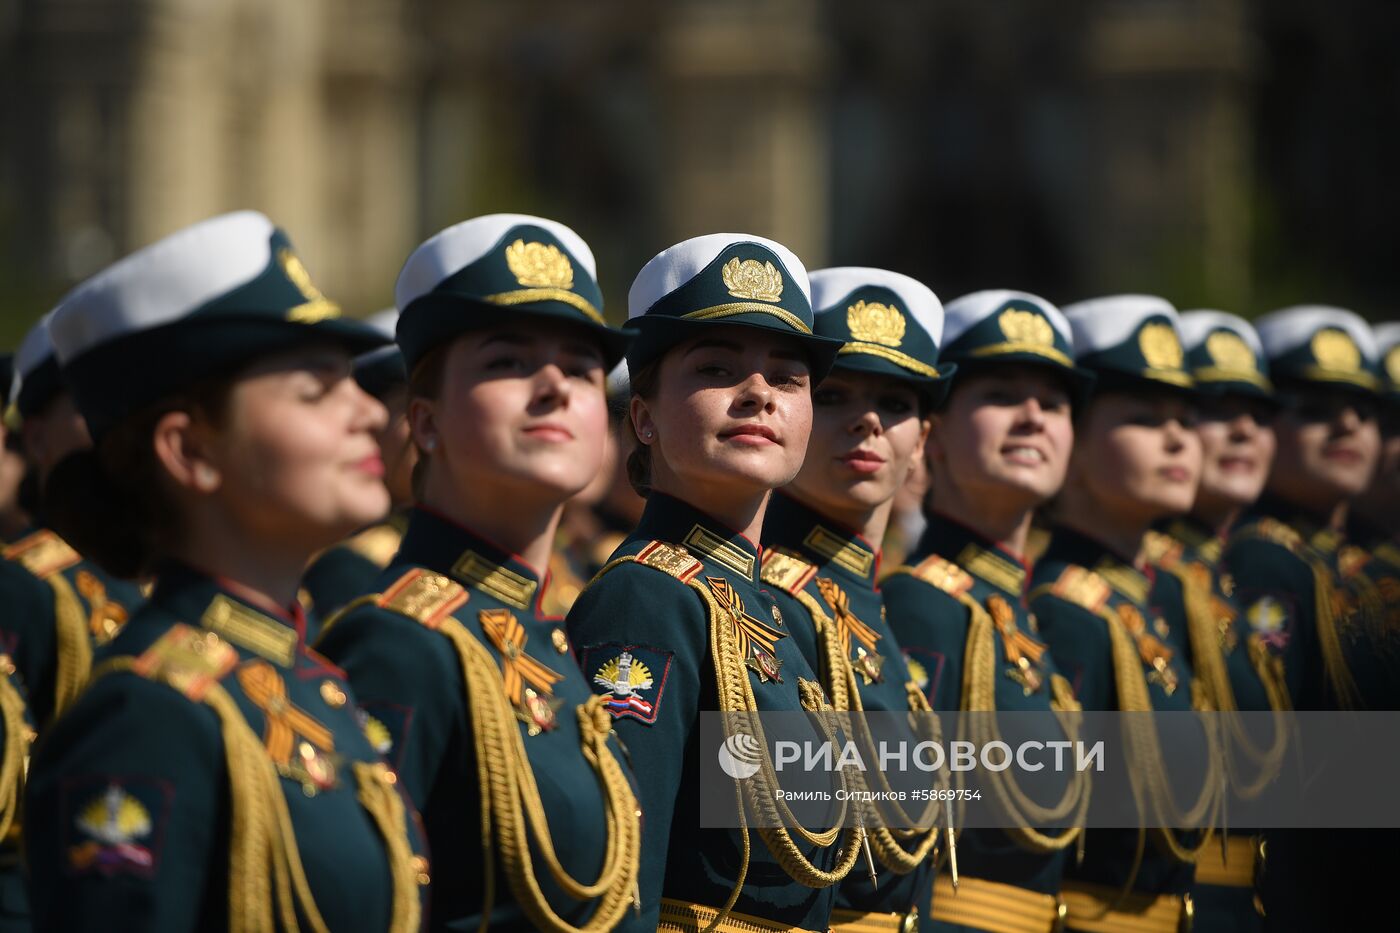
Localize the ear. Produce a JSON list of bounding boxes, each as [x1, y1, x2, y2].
[[923, 413, 947, 466], [909, 417, 933, 479], [630, 396, 655, 446], [407, 395, 438, 454], [152, 410, 222, 494]]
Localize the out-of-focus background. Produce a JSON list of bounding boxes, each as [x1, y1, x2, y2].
[[1, 0, 1395, 344]]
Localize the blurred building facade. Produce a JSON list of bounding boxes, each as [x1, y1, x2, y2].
[[0, 0, 1394, 342]]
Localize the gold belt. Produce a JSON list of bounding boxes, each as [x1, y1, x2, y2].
[[831, 906, 919, 933], [930, 874, 1064, 933], [1061, 881, 1192, 933], [658, 899, 815, 932], [1192, 836, 1257, 888]]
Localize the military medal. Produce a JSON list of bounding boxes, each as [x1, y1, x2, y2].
[[988, 594, 1046, 695], [706, 577, 787, 684], [815, 578, 884, 685], [479, 608, 565, 734], [1117, 603, 1178, 695]]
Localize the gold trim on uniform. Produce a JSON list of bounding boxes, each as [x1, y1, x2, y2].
[[830, 907, 919, 932], [1095, 562, 1150, 605], [483, 288, 605, 327], [1139, 322, 1184, 371], [1044, 566, 1111, 613], [131, 624, 238, 701], [280, 248, 342, 324], [907, 553, 974, 598], [931, 874, 1063, 933], [846, 300, 906, 347], [837, 342, 940, 378], [1194, 835, 1258, 888], [451, 550, 538, 610], [637, 540, 704, 582], [1194, 365, 1271, 389], [683, 525, 756, 578], [680, 303, 813, 335], [956, 544, 1025, 595], [658, 898, 799, 932], [3, 529, 81, 578], [803, 526, 875, 578], [376, 569, 470, 628], [759, 547, 817, 595], [1061, 881, 1190, 933], [344, 523, 403, 569], [968, 341, 1073, 368], [721, 257, 783, 302], [199, 595, 297, 667], [504, 239, 573, 289]]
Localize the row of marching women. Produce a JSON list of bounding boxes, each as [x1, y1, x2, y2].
[[0, 207, 1394, 931]]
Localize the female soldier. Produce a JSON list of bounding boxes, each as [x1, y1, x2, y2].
[[883, 290, 1094, 933], [25, 210, 428, 932], [1223, 307, 1385, 928], [302, 309, 414, 629], [567, 233, 865, 932], [1143, 312, 1289, 931], [315, 215, 643, 932], [758, 267, 951, 931], [1028, 296, 1222, 931]]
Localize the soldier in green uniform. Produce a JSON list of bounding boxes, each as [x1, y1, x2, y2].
[[883, 289, 1095, 933], [1145, 311, 1290, 931], [759, 267, 954, 932], [567, 233, 866, 932], [1029, 295, 1222, 931], [25, 210, 428, 931], [1225, 307, 1386, 929], [315, 214, 643, 932], [302, 309, 413, 631]]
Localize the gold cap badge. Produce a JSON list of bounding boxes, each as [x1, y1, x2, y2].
[[1386, 346, 1400, 386], [846, 300, 906, 347], [1139, 322, 1184, 370], [721, 257, 784, 303], [281, 248, 341, 324], [1205, 330, 1257, 375], [505, 239, 574, 290], [998, 308, 1055, 347], [1311, 328, 1361, 374]]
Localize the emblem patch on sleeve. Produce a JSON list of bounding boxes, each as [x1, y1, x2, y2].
[[900, 648, 946, 705], [1241, 591, 1292, 654], [63, 776, 173, 877], [580, 643, 673, 725], [357, 701, 413, 772]]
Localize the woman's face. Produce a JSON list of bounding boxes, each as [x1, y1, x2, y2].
[[1192, 394, 1276, 515], [1069, 390, 1202, 523], [928, 367, 1074, 510], [210, 345, 390, 547], [416, 323, 609, 504], [635, 327, 813, 498], [1268, 388, 1381, 511], [787, 368, 929, 520]]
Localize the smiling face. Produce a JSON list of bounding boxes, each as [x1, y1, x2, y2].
[[1068, 390, 1202, 525], [206, 345, 390, 549], [412, 323, 610, 507], [927, 366, 1074, 512], [786, 368, 929, 524], [1192, 394, 1276, 519], [634, 327, 813, 501], [1268, 386, 1381, 512]]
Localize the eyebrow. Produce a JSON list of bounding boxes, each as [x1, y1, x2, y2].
[[683, 339, 744, 356], [770, 348, 807, 364], [479, 332, 535, 349]]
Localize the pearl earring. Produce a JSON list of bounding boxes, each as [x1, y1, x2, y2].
[[424, 437, 437, 452]]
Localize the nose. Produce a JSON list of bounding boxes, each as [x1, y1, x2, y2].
[[532, 363, 573, 408], [852, 407, 883, 437], [349, 380, 388, 432], [1228, 412, 1257, 440], [1016, 395, 1046, 429], [1335, 404, 1363, 433], [735, 372, 776, 414], [1163, 418, 1188, 451]]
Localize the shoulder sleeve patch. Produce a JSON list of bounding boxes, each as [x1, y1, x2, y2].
[[131, 623, 239, 701], [579, 642, 674, 725], [344, 525, 403, 569], [910, 554, 974, 598], [3, 529, 81, 578], [759, 547, 817, 595], [375, 569, 468, 629], [63, 775, 174, 877], [635, 541, 703, 583], [1050, 566, 1111, 613]]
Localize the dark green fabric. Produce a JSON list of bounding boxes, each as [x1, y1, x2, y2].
[[760, 492, 933, 927], [811, 285, 954, 405], [14, 357, 61, 420], [1028, 525, 1199, 900], [566, 492, 844, 932], [24, 565, 426, 931], [883, 512, 1073, 905], [316, 507, 627, 932]]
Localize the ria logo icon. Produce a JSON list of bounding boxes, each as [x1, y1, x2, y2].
[[717, 732, 762, 780]]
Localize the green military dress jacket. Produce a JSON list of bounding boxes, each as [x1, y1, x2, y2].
[[1029, 526, 1210, 906], [316, 506, 640, 932], [884, 513, 1085, 933], [760, 492, 937, 931], [301, 513, 407, 641], [24, 564, 427, 932], [567, 492, 857, 933]]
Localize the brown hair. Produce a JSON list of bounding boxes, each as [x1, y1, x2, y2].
[[406, 343, 452, 498], [46, 381, 233, 579], [624, 360, 661, 498]]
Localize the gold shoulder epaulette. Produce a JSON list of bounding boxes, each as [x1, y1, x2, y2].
[[375, 568, 469, 630], [1245, 517, 1304, 551], [910, 553, 974, 598], [1049, 566, 1111, 613], [3, 529, 81, 578], [344, 524, 402, 569], [634, 541, 703, 584], [131, 623, 239, 701], [759, 547, 817, 595], [1142, 530, 1183, 569]]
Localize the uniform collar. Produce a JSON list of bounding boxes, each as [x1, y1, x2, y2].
[[1248, 493, 1343, 555], [151, 563, 307, 667], [763, 491, 880, 586], [1161, 514, 1223, 567], [915, 511, 1029, 596], [1042, 524, 1154, 603], [634, 492, 762, 584], [396, 506, 546, 613]]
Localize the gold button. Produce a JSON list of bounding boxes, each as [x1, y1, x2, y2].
[[320, 680, 347, 708], [384, 770, 398, 785], [551, 628, 570, 654], [411, 854, 430, 885]]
